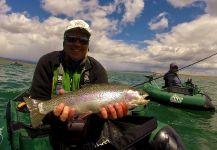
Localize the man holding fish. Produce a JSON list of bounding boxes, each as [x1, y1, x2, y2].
[[27, 19, 150, 150], [30, 19, 128, 122], [26, 19, 149, 149]]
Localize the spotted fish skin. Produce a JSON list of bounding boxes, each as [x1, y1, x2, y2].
[[24, 84, 149, 128]]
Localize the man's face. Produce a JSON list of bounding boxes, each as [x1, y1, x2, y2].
[[171, 66, 178, 73], [63, 29, 89, 61]]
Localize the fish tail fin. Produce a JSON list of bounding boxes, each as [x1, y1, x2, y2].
[[24, 97, 46, 128]]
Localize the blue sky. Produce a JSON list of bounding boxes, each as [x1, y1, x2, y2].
[[0, 0, 217, 75]]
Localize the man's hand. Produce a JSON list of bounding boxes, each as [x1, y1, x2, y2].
[[53, 89, 76, 122], [99, 102, 128, 120], [53, 102, 128, 121], [53, 103, 76, 122]]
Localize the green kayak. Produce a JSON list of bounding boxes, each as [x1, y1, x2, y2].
[[0, 90, 185, 150], [143, 81, 215, 111]]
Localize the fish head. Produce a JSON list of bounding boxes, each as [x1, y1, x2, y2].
[[125, 89, 150, 109]]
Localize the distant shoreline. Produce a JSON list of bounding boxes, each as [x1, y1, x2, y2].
[[1, 57, 216, 78], [112, 70, 217, 78], [0, 57, 36, 64]]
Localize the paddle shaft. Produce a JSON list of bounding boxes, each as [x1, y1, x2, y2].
[[133, 51, 217, 87]]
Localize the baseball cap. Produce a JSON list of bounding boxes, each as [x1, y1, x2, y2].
[[65, 19, 91, 36]]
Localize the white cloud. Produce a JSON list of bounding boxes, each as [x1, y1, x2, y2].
[[148, 12, 169, 30], [121, 0, 145, 23], [41, 0, 117, 18], [0, 0, 11, 14], [167, 0, 217, 16], [0, 0, 147, 67], [41, 0, 85, 16], [0, 13, 68, 61], [166, 0, 198, 7], [42, 0, 145, 32], [41, 0, 119, 35], [89, 39, 152, 72], [1, 0, 217, 76], [89, 35, 149, 63], [0, 10, 149, 71], [204, 0, 217, 16], [144, 14, 217, 75]]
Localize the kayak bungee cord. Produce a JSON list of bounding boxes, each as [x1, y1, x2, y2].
[[133, 51, 217, 87]]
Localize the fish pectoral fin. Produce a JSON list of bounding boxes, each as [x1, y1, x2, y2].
[[78, 111, 93, 120]]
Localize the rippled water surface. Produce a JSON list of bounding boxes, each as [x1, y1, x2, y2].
[[0, 58, 217, 150]]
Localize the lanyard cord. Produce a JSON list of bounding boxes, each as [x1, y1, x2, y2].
[[56, 63, 64, 93]]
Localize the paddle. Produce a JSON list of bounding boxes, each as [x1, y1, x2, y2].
[[133, 51, 217, 87]]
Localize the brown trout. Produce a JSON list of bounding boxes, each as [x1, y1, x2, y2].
[[24, 84, 149, 128]]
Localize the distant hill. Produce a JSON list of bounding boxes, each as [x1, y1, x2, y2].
[[117, 70, 217, 78], [0, 57, 36, 64]]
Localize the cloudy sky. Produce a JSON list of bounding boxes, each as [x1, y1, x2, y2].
[[0, 0, 217, 75]]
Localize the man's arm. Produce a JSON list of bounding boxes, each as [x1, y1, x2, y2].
[[88, 56, 108, 84], [30, 55, 53, 100]]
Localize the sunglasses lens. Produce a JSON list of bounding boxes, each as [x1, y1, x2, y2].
[[65, 36, 89, 45], [65, 36, 76, 43], [79, 37, 89, 45]]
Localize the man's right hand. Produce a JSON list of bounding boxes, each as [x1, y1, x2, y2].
[[53, 89, 76, 122], [53, 103, 76, 122]]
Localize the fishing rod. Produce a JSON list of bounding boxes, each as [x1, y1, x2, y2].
[[133, 51, 217, 87]]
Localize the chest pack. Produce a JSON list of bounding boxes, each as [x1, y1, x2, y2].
[[52, 63, 90, 94]]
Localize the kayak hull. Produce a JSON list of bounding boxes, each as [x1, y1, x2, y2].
[[143, 83, 215, 111]]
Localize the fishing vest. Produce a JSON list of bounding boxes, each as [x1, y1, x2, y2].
[[52, 63, 90, 94]]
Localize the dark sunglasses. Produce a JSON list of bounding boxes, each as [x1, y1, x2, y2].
[[172, 66, 178, 69], [64, 35, 89, 45]]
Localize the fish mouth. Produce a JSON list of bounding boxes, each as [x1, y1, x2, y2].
[[136, 89, 149, 98], [143, 95, 150, 100]]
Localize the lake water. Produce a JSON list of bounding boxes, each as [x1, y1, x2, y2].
[[0, 58, 216, 150]]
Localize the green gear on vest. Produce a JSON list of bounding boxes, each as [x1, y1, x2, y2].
[[52, 66, 85, 94]]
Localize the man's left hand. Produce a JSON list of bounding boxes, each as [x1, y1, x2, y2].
[[99, 102, 128, 119]]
